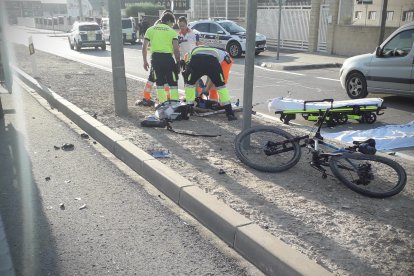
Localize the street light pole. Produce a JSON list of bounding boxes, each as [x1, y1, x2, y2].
[[78, 0, 83, 21], [378, 0, 388, 45], [277, 0, 282, 60]]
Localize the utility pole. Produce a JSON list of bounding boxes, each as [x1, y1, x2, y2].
[[108, 0, 128, 116], [378, 0, 388, 45], [225, 0, 228, 19], [78, 0, 83, 21], [241, 0, 257, 132], [277, 0, 282, 60]]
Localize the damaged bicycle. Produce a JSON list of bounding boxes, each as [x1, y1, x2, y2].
[[234, 108, 407, 198]]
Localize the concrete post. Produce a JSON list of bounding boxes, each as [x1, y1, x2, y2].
[[308, 0, 322, 52], [241, 0, 257, 132], [326, 0, 340, 54], [108, 0, 128, 116]]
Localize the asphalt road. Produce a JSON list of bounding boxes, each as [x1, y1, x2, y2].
[[0, 83, 261, 275]]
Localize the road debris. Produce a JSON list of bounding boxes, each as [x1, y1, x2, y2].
[[61, 143, 74, 151], [151, 150, 171, 158]]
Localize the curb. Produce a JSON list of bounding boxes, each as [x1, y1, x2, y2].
[[15, 67, 332, 276], [256, 62, 342, 71]]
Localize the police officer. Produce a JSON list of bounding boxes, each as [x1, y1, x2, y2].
[[183, 46, 237, 121], [142, 12, 180, 104]]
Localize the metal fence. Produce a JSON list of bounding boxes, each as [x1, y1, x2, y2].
[[192, 0, 246, 20], [257, 5, 311, 51]]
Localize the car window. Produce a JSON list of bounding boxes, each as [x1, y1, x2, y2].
[[192, 23, 209, 33], [209, 23, 222, 34], [383, 29, 414, 57], [122, 19, 132, 29], [79, 25, 100, 32], [218, 21, 245, 34]]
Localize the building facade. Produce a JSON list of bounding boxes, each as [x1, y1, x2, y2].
[[352, 0, 414, 27]]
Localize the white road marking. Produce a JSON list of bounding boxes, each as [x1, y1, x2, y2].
[[316, 77, 340, 82], [254, 65, 305, 76]]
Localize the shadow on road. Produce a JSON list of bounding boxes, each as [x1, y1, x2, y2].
[[0, 99, 58, 275]]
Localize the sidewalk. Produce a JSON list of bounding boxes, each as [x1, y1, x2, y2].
[[257, 49, 347, 71]]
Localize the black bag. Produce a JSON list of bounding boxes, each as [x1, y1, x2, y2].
[[141, 118, 167, 128]]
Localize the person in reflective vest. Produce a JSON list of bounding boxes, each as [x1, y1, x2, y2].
[[142, 12, 180, 105], [183, 46, 236, 121]]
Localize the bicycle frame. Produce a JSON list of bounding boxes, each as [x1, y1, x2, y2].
[[306, 107, 356, 154]]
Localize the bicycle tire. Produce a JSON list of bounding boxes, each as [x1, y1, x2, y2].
[[329, 153, 406, 198], [234, 126, 301, 172]]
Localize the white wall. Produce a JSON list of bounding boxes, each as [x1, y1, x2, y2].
[[17, 17, 36, 28], [331, 25, 397, 56]]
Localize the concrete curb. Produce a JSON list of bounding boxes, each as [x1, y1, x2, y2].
[[256, 62, 342, 71], [15, 67, 332, 276]]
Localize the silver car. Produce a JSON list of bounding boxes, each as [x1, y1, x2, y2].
[[340, 22, 414, 98]]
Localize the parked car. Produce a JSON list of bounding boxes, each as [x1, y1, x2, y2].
[[68, 22, 106, 51], [188, 19, 266, 58], [101, 17, 137, 45], [340, 22, 414, 99]]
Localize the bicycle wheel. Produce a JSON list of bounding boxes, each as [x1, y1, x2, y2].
[[234, 126, 301, 172], [329, 153, 406, 198]]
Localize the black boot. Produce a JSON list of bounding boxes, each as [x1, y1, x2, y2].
[[224, 104, 237, 121], [180, 104, 191, 120]]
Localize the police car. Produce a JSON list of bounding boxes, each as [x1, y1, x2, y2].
[[68, 22, 106, 51], [188, 19, 266, 58]]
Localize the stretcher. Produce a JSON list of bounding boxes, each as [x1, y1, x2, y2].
[[268, 97, 386, 126]]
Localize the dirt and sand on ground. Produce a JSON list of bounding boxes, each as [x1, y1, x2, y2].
[[14, 44, 414, 275]]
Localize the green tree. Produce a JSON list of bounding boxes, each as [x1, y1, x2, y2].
[[125, 3, 164, 17]]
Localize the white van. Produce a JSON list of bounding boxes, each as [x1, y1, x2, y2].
[[68, 21, 106, 51], [340, 22, 414, 99], [101, 17, 137, 45]]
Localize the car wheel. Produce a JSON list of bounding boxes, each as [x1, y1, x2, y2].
[[75, 40, 81, 51], [227, 42, 242, 58], [346, 72, 368, 99], [68, 37, 74, 50], [101, 44, 106, 51]]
